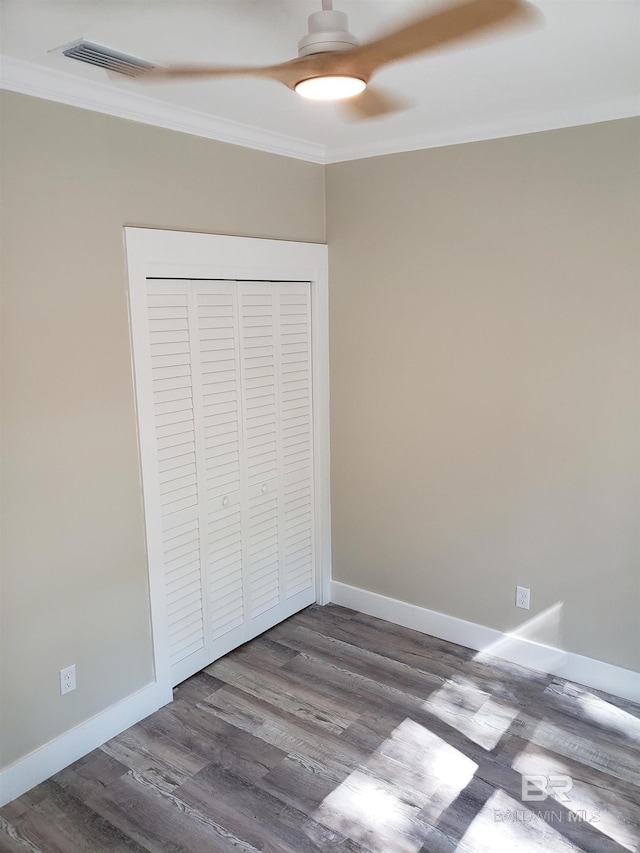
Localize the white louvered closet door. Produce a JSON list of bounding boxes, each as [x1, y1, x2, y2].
[[145, 279, 315, 686], [146, 282, 206, 683]]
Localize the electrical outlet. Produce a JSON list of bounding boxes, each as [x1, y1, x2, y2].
[[60, 664, 76, 695], [516, 586, 531, 610]]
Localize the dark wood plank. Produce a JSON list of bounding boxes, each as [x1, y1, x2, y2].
[[1, 782, 149, 853], [203, 684, 369, 777], [296, 605, 556, 707], [58, 768, 262, 853], [176, 761, 369, 853], [97, 720, 210, 793], [137, 697, 288, 783], [220, 634, 301, 672], [206, 654, 361, 734], [273, 623, 447, 699], [171, 669, 225, 704]]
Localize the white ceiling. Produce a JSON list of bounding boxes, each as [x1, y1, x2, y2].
[[1, 0, 638, 163]]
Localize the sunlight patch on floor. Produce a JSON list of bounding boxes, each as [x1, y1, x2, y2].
[[312, 719, 477, 853], [509, 742, 640, 851], [461, 789, 585, 853], [423, 680, 520, 750], [524, 716, 639, 788], [313, 769, 426, 853], [375, 718, 478, 794], [564, 682, 640, 743]]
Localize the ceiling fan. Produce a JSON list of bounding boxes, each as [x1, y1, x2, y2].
[[111, 0, 539, 119]]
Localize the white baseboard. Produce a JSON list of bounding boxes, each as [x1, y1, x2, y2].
[[330, 581, 640, 704], [0, 680, 172, 807]]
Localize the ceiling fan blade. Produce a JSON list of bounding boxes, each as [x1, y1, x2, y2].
[[348, 0, 540, 75], [136, 53, 342, 90], [342, 85, 411, 120], [139, 62, 288, 82]]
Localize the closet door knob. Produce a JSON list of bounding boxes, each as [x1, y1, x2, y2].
[[262, 483, 268, 493], [222, 496, 229, 507]]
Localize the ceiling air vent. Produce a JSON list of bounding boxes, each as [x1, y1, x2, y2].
[[61, 40, 154, 77]]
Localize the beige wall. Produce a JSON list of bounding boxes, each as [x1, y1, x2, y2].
[[0, 91, 325, 766], [327, 119, 640, 671], [1, 90, 638, 776]]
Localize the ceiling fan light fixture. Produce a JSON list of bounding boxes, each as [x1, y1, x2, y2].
[[295, 75, 366, 101]]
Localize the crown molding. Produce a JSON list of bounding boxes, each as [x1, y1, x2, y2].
[[324, 96, 640, 163], [1, 55, 637, 166], [0, 56, 327, 164]]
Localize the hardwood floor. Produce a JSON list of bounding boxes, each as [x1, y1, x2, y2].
[[1, 604, 639, 852]]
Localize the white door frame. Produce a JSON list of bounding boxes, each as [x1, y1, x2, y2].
[[125, 227, 331, 700]]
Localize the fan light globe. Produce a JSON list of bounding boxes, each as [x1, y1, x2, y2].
[[295, 75, 366, 100]]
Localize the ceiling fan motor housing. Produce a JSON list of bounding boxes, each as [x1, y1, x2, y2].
[[298, 9, 359, 56]]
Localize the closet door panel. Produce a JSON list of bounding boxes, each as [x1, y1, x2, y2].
[[195, 285, 245, 650], [278, 287, 315, 601], [146, 284, 206, 681], [207, 490, 244, 640], [239, 291, 278, 489], [282, 476, 313, 597], [238, 287, 281, 620], [246, 478, 280, 618]]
